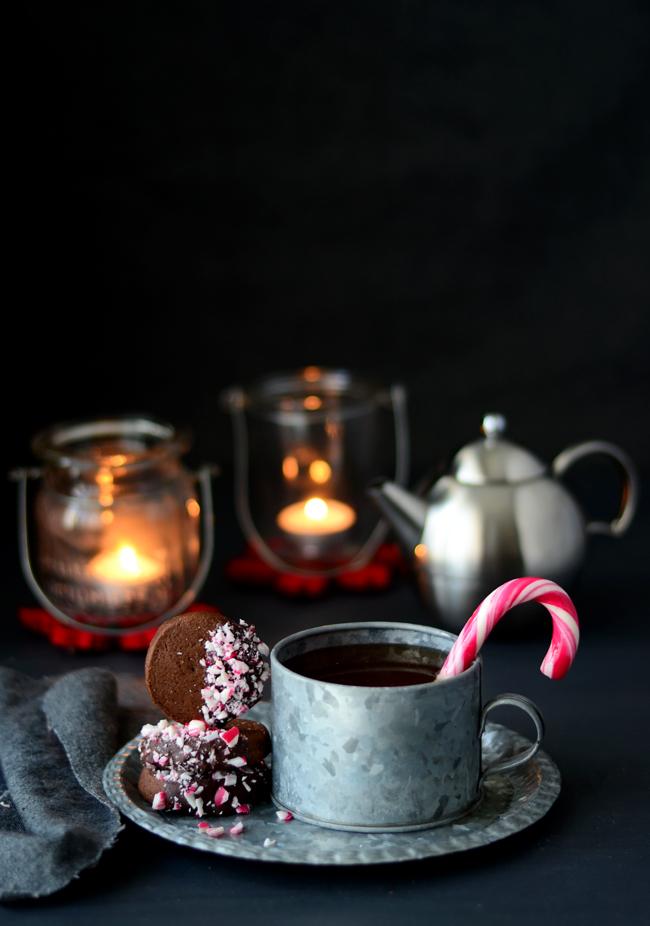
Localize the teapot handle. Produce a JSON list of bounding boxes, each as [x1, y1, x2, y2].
[[552, 441, 639, 537]]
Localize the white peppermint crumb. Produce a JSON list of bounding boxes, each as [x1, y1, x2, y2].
[[263, 838, 276, 848]]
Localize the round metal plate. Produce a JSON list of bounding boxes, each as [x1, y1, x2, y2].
[[102, 703, 561, 866]]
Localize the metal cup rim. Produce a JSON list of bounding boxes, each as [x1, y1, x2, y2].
[[270, 620, 480, 691]]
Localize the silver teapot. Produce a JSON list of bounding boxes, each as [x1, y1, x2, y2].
[[370, 413, 638, 630]]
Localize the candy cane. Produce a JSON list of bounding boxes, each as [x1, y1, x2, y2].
[[438, 577, 579, 681]]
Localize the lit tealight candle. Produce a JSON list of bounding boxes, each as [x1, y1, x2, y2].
[[88, 543, 164, 585], [276, 497, 357, 536]]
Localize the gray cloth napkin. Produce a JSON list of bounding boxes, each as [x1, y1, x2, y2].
[[0, 666, 123, 900]]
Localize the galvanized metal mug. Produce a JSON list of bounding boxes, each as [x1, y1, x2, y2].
[[271, 622, 544, 832]]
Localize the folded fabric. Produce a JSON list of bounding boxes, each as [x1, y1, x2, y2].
[[0, 667, 122, 900]]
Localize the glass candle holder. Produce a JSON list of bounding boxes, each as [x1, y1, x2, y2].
[[13, 416, 216, 634], [223, 368, 409, 575]]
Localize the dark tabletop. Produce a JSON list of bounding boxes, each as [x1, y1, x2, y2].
[[2, 491, 649, 926]]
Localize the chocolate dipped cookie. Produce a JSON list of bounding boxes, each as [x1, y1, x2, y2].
[[138, 717, 271, 778], [145, 610, 270, 724], [138, 761, 271, 816]]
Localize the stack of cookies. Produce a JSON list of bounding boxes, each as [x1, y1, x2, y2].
[[138, 611, 271, 818]]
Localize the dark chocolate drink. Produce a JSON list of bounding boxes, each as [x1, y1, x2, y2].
[[283, 643, 443, 687]]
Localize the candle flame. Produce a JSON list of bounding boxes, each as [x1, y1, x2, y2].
[[276, 497, 356, 535], [304, 497, 329, 521], [88, 542, 164, 584], [115, 544, 145, 577]]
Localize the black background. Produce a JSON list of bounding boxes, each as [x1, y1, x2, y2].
[[4, 2, 650, 923], [8, 0, 650, 477]]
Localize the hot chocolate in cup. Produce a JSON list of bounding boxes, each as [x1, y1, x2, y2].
[[271, 622, 544, 832]]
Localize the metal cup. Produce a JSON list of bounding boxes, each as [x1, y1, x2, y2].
[[271, 621, 544, 832]]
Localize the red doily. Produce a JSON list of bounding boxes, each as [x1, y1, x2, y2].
[[225, 543, 405, 597], [18, 602, 221, 652]]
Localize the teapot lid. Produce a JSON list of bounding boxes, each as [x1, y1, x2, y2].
[[452, 414, 546, 485]]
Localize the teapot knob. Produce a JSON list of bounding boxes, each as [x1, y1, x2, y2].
[[481, 413, 507, 439]]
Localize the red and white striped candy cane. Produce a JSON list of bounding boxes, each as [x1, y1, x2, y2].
[[438, 577, 580, 681]]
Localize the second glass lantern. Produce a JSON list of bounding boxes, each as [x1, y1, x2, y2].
[[223, 367, 409, 575]]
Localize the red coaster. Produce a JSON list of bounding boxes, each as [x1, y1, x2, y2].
[[225, 542, 405, 597], [18, 602, 221, 652]]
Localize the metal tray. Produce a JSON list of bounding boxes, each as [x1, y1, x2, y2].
[[103, 702, 560, 866]]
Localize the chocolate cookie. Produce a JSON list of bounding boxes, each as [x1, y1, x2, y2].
[[138, 717, 271, 776], [145, 610, 270, 724], [138, 761, 271, 816]]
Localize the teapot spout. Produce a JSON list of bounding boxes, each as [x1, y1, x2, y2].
[[368, 480, 428, 553]]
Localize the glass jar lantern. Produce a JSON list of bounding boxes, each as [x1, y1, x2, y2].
[[223, 368, 409, 575], [14, 417, 215, 634]]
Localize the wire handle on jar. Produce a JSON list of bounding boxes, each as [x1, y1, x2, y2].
[[10, 464, 218, 635], [224, 382, 410, 577]]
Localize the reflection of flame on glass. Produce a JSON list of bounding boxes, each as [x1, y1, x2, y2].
[[303, 365, 321, 383], [414, 543, 428, 560], [303, 395, 322, 411], [186, 498, 201, 518], [309, 459, 331, 484], [96, 466, 114, 508], [282, 456, 299, 480]]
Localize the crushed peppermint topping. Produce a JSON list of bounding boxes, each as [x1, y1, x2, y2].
[[235, 803, 250, 815], [219, 726, 240, 748], [226, 756, 247, 767], [263, 838, 277, 848], [152, 792, 167, 811], [200, 620, 270, 724], [214, 787, 230, 806], [229, 822, 245, 836], [138, 718, 253, 778], [187, 719, 207, 736], [205, 826, 225, 838], [275, 810, 293, 823]]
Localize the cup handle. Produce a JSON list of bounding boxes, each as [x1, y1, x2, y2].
[[479, 693, 545, 782]]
